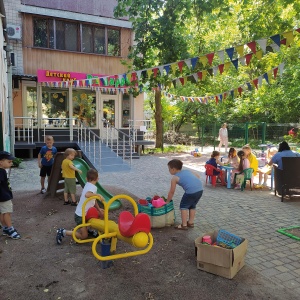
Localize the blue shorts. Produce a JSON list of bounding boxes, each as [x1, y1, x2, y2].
[[180, 190, 203, 210]]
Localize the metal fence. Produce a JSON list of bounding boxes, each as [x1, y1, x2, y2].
[[178, 122, 300, 148]]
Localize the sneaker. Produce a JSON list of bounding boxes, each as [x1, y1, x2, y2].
[[2, 228, 9, 236], [41, 188, 47, 194], [88, 229, 99, 238], [7, 229, 21, 239], [56, 228, 65, 245]]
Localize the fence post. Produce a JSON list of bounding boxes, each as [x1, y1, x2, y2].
[[262, 122, 266, 144], [201, 125, 204, 152], [213, 122, 217, 150], [245, 122, 249, 145]]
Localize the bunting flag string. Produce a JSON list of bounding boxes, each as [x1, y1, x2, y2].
[[40, 28, 299, 89], [163, 64, 284, 104], [170, 46, 272, 87]]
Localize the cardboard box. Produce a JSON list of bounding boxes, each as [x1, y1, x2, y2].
[[195, 230, 248, 279]]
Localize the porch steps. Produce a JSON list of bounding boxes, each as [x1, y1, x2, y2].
[[77, 141, 131, 173]]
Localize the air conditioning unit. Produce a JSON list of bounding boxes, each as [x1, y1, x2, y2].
[[7, 24, 22, 40]]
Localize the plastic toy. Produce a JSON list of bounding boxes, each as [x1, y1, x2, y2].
[[72, 194, 153, 263], [152, 198, 166, 208], [191, 148, 202, 157]]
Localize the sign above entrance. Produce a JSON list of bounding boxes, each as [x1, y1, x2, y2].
[[37, 69, 131, 88]]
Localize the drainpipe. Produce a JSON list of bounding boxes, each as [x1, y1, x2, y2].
[[6, 44, 14, 154]]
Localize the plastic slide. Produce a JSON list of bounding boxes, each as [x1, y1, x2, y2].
[[73, 157, 122, 210]]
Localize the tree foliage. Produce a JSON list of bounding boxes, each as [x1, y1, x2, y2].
[[115, 0, 300, 140]]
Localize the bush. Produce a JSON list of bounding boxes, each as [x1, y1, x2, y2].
[[12, 157, 23, 167], [283, 134, 300, 144], [163, 130, 192, 145]]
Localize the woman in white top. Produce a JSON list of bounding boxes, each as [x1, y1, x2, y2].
[[218, 123, 228, 153]]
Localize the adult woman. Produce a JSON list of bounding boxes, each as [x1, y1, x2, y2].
[[268, 141, 299, 170], [218, 123, 228, 153]]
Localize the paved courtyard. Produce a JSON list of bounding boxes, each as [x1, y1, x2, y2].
[[9, 148, 300, 296]]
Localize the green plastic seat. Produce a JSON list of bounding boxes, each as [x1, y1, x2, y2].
[[234, 168, 254, 191]]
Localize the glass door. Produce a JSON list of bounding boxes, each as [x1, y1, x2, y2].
[[103, 99, 115, 126], [25, 86, 37, 127], [100, 95, 119, 139]]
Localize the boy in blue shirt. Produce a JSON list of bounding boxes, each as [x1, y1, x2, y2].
[[38, 136, 57, 194], [166, 159, 203, 230]]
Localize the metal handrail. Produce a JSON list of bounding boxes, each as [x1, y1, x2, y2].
[[14, 117, 34, 144], [101, 119, 133, 165], [77, 120, 133, 167], [42, 117, 76, 142], [13, 116, 133, 169]]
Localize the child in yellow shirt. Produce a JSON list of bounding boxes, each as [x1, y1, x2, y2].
[[61, 148, 82, 205]]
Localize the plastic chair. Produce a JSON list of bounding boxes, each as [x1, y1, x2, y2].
[[234, 168, 254, 191], [205, 164, 220, 187]]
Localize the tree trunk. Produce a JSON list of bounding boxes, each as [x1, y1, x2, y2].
[[154, 89, 163, 149]]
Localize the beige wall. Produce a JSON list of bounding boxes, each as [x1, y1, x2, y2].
[[22, 14, 132, 76]]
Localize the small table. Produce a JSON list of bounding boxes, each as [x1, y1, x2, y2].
[[220, 165, 234, 189]]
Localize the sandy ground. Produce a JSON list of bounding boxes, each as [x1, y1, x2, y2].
[[0, 152, 298, 300]]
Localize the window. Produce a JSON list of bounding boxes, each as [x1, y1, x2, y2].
[[82, 25, 93, 53], [82, 25, 105, 54], [72, 90, 96, 127], [33, 18, 54, 48], [94, 27, 105, 54], [26, 87, 38, 122], [56, 20, 78, 51], [42, 90, 69, 126], [108, 29, 120, 56], [33, 17, 121, 56]]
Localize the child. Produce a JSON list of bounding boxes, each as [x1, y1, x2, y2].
[[234, 150, 250, 189], [38, 135, 57, 194], [226, 147, 239, 168], [256, 147, 278, 188], [242, 145, 258, 176], [61, 148, 82, 205], [166, 159, 203, 230], [56, 168, 104, 244], [0, 151, 21, 239], [205, 150, 226, 185]]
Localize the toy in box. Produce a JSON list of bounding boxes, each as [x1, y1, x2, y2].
[[195, 230, 248, 279]]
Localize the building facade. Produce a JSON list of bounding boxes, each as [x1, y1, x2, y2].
[[0, 0, 9, 151], [4, 0, 144, 152]]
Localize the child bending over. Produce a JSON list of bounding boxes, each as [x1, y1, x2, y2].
[[166, 159, 203, 230]]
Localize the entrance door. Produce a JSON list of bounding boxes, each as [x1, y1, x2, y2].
[[100, 95, 119, 139]]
